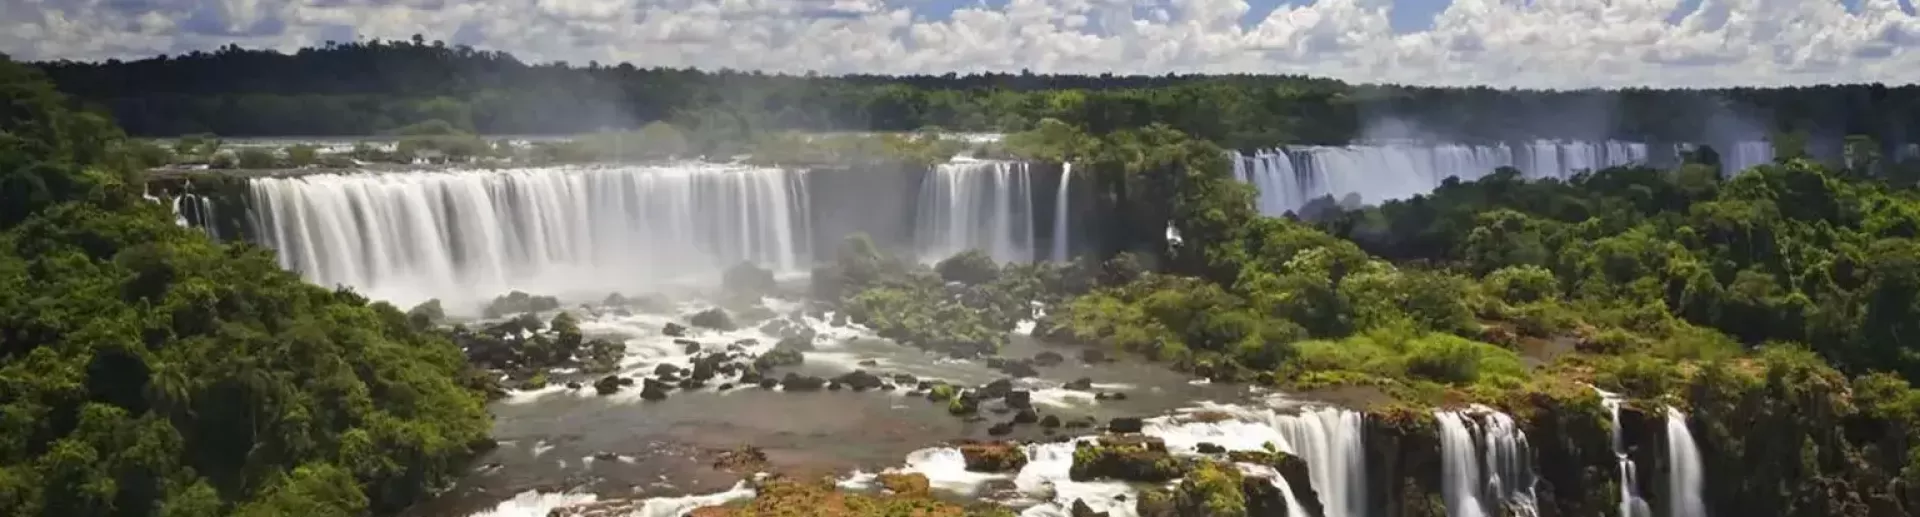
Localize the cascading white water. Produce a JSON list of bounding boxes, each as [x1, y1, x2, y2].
[[1436, 410, 1490, 517], [1435, 407, 1540, 517], [915, 159, 1036, 264], [1597, 388, 1653, 517], [1050, 162, 1072, 262], [1719, 141, 1775, 176], [246, 163, 812, 308], [1232, 141, 1651, 216], [1140, 402, 1367, 517], [1666, 406, 1707, 517]]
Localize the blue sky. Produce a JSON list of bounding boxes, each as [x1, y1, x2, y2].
[[2, 0, 1918, 88]]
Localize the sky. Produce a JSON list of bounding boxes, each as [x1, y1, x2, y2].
[[3, 0, 1919, 89]]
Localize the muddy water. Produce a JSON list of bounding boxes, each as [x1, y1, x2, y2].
[[409, 296, 1251, 517]]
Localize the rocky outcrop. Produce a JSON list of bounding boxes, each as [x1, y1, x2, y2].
[[1070, 434, 1185, 483], [960, 441, 1028, 472], [1359, 405, 1446, 517]]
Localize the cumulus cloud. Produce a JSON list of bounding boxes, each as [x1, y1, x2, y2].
[[2, 0, 1917, 88]]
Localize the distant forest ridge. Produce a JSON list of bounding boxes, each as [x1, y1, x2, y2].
[[30, 37, 1920, 149]]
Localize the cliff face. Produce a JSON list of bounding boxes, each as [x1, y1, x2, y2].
[[1359, 407, 1445, 517], [1684, 361, 1919, 517]]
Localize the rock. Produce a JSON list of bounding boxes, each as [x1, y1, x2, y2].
[[1066, 417, 1097, 429], [740, 369, 763, 385], [674, 338, 702, 351], [879, 384, 896, 391], [1005, 390, 1033, 409], [640, 378, 670, 401], [663, 322, 688, 337], [753, 348, 804, 371], [711, 445, 768, 472], [1096, 392, 1128, 401], [1069, 499, 1109, 517], [1195, 442, 1226, 454], [1069, 435, 1182, 482], [1040, 415, 1062, 428], [988, 422, 1014, 436], [618, 377, 636, 386], [1013, 409, 1040, 424], [654, 364, 683, 377], [948, 395, 980, 415], [757, 378, 779, 389], [688, 307, 737, 331], [1064, 377, 1094, 390], [877, 472, 932, 497], [998, 359, 1040, 378], [676, 377, 705, 390], [717, 383, 733, 391], [594, 375, 624, 395], [1109, 417, 1144, 433], [959, 442, 1028, 472], [592, 451, 621, 462], [689, 356, 719, 381], [781, 373, 825, 391], [1080, 348, 1109, 364], [1241, 474, 1289, 517], [1034, 351, 1066, 367], [834, 370, 885, 391], [979, 378, 1015, 399], [828, 381, 843, 391], [892, 373, 919, 385], [857, 359, 878, 367], [1272, 452, 1325, 517], [565, 382, 582, 390]]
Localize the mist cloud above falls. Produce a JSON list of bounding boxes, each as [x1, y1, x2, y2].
[[4, 0, 1920, 88]]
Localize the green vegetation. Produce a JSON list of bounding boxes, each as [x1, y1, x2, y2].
[[0, 55, 492, 517]]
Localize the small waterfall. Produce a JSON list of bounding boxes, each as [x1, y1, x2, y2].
[[1436, 411, 1490, 517], [1435, 407, 1540, 517], [1719, 141, 1775, 176], [1666, 407, 1707, 517], [1231, 140, 1650, 215], [245, 163, 812, 307], [1597, 388, 1653, 517], [1050, 162, 1072, 262], [1141, 402, 1366, 517], [914, 159, 1036, 263]]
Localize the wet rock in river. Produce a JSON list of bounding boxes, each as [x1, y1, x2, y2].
[[1040, 415, 1061, 428], [987, 422, 1014, 436], [594, 375, 625, 395], [1080, 348, 1109, 364], [1064, 377, 1094, 390], [1108, 417, 1145, 433], [1004, 390, 1032, 409], [675, 339, 702, 354], [640, 378, 670, 401], [834, 370, 884, 391], [780, 373, 825, 391], [1013, 409, 1040, 425], [654, 364, 683, 377], [1033, 351, 1065, 367], [663, 322, 688, 337], [959, 442, 1027, 472]]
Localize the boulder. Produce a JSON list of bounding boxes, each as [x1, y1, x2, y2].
[[998, 359, 1040, 378], [1013, 409, 1040, 425], [834, 370, 885, 391], [640, 378, 670, 401], [663, 322, 688, 337], [1064, 377, 1094, 390], [978, 378, 1015, 399], [988, 422, 1014, 436], [1005, 390, 1033, 409], [1040, 415, 1062, 428], [959, 442, 1028, 472], [594, 375, 625, 395], [1070, 499, 1109, 517], [1109, 417, 1145, 433], [1034, 351, 1066, 367], [948, 395, 981, 415], [780, 373, 825, 391], [687, 307, 737, 331], [1195, 442, 1226, 454], [654, 364, 683, 377], [1069, 435, 1183, 482], [1080, 348, 1109, 364]]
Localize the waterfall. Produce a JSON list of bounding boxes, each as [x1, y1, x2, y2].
[[1597, 388, 1653, 517], [1666, 406, 1707, 517], [244, 163, 812, 308], [1232, 141, 1651, 216], [915, 159, 1036, 263], [1050, 162, 1072, 262], [1719, 141, 1775, 176], [1435, 407, 1540, 517], [1141, 402, 1366, 517], [1436, 411, 1490, 517]]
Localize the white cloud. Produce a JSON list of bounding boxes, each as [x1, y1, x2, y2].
[[1, 0, 1917, 88]]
